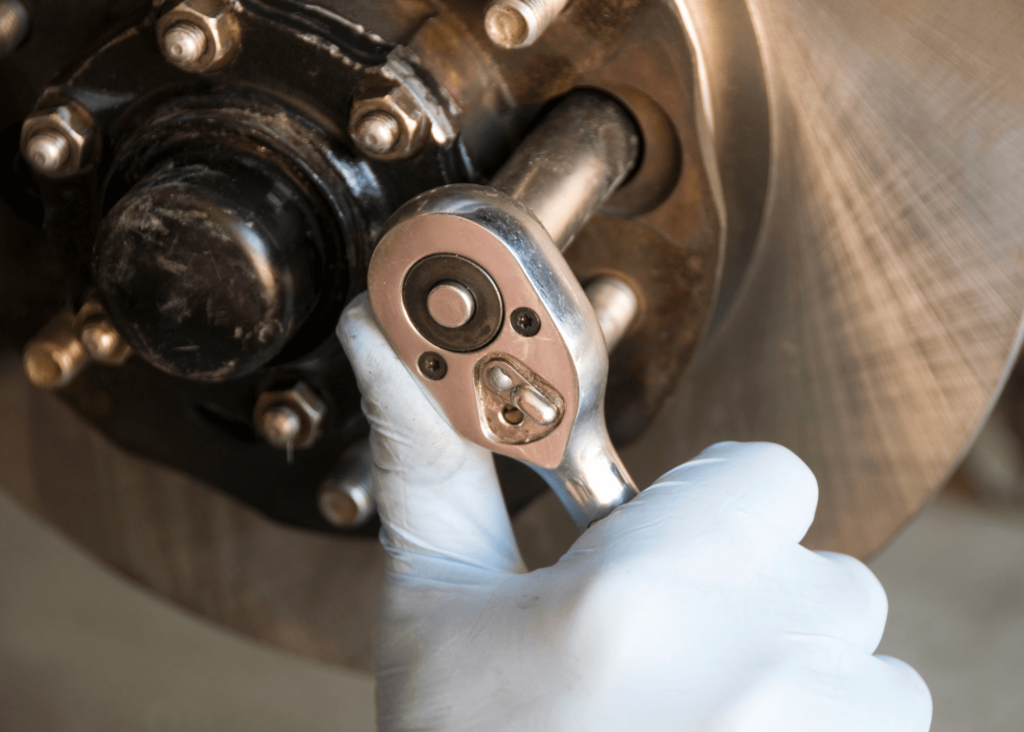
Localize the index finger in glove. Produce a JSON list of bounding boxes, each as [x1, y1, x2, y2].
[[337, 293, 524, 577], [581, 442, 818, 552]]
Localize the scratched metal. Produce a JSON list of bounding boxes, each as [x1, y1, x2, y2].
[[626, 0, 1024, 558]]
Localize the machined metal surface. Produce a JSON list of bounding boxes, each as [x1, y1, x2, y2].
[[585, 276, 639, 352], [637, 0, 1024, 558], [318, 439, 376, 529], [491, 91, 640, 251], [73, 302, 131, 366], [349, 87, 430, 161], [402, 254, 504, 353], [369, 184, 638, 529], [484, 0, 570, 50], [254, 383, 327, 451], [22, 311, 88, 390], [20, 103, 95, 178], [0, 0, 27, 59]]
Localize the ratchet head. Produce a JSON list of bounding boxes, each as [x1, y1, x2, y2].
[[367, 184, 637, 529]]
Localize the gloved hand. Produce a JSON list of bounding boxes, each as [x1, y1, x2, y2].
[[338, 293, 932, 732]]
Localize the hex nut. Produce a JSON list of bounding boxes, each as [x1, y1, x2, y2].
[[74, 300, 131, 366], [254, 382, 327, 450], [157, 0, 240, 74], [20, 102, 95, 178], [350, 86, 430, 160]]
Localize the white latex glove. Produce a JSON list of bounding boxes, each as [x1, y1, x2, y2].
[[337, 293, 932, 732]]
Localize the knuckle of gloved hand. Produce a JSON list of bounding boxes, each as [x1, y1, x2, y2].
[[644, 442, 817, 536], [813, 551, 888, 634]]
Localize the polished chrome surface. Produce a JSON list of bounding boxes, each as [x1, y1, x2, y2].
[[585, 276, 639, 352], [475, 353, 566, 445], [484, 0, 569, 50], [369, 185, 638, 529], [637, 0, 1024, 557], [0, 0, 28, 59], [512, 384, 559, 426], [318, 440, 376, 529], [426, 282, 476, 329], [491, 91, 640, 251]]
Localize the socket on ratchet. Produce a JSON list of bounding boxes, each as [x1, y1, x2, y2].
[[368, 91, 641, 529]]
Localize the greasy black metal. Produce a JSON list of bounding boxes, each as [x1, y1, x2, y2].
[[403, 253, 504, 353], [417, 351, 448, 380], [95, 157, 322, 381], [0, 0, 478, 533], [510, 307, 541, 337]]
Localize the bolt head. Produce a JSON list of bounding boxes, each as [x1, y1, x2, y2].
[[350, 87, 429, 160], [79, 320, 122, 361], [21, 103, 95, 178], [254, 382, 327, 450], [485, 4, 534, 49], [157, 0, 240, 74], [319, 482, 375, 529], [162, 22, 207, 65], [353, 112, 400, 155], [25, 131, 69, 173], [259, 405, 303, 448]]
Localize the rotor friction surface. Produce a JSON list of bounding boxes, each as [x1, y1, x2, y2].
[[635, 0, 1024, 557]]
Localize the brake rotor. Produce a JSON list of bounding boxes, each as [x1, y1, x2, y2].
[[2, 0, 1024, 670], [626, 0, 1024, 559]]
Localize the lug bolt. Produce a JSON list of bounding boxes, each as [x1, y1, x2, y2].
[[254, 382, 327, 451], [25, 131, 70, 174], [21, 102, 95, 178], [80, 320, 121, 361], [258, 405, 304, 449], [319, 440, 376, 529], [353, 112, 401, 156], [349, 87, 429, 160], [161, 21, 207, 66], [156, 0, 240, 74], [585, 276, 639, 352], [484, 0, 570, 49], [73, 301, 131, 366], [23, 311, 89, 390], [0, 0, 29, 60]]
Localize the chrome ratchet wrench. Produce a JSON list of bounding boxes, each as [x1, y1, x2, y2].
[[368, 91, 641, 530]]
